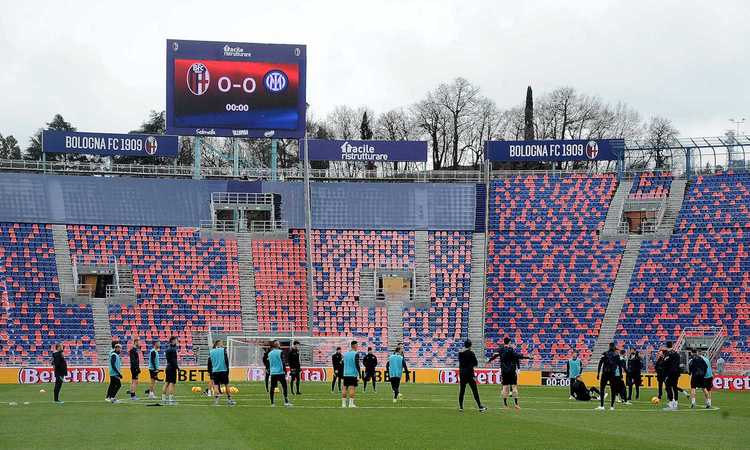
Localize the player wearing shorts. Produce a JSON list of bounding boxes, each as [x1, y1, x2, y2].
[[362, 347, 378, 392], [268, 340, 291, 407], [208, 340, 234, 406], [386, 345, 409, 402], [488, 337, 530, 409], [128, 337, 141, 401], [688, 350, 714, 409], [146, 340, 160, 399], [162, 336, 179, 405], [342, 340, 361, 408]]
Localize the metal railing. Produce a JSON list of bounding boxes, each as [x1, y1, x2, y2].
[[200, 219, 247, 233], [211, 192, 274, 205], [249, 220, 288, 233]]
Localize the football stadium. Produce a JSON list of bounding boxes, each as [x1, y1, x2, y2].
[[1, 2, 749, 449]]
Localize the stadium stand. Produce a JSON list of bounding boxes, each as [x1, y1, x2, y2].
[[485, 174, 623, 366], [66, 225, 242, 363], [617, 172, 750, 367], [402, 231, 471, 365], [629, 171, 672, 199], [310, 229, 414, 354], [0, 223, 96, 364], [252, 230, 308, 333]]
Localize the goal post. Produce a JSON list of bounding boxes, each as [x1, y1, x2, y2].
[[226, 335, 357, 367]]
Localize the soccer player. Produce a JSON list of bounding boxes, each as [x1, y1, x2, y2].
[[331, 347, 343, 393], [146, 340, 160, 400], [362, 347, 378, 392], [208, 340, 235, 406], [51, 343, 67, 404], [570, 376, 603, 402], [626, 349, 642, 401], [162, 336, 179, 405], [288, 340, 302, 395], [386, 344, 409, 402], [615, 349, 630, 404], [106, 343, 124, 403], [565, 351, 582, 399], [688, 349, 714, 409], [268, 340, 291, 407], [342, 340, 361, 408], [662, 341, 682, 411], [655, 350, 666, 400], [596, 343, 620, 410], [716, 356, 725, 375], [128, 337, 141, 401], [487, 337, 530, 409], [262, 346, 270, 393], [457, 339, 487, 412]]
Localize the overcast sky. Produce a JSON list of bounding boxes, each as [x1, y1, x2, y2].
[[1, 0, 748, 146]]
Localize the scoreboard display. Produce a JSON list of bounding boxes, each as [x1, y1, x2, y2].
[[166, 39, 306, 138]]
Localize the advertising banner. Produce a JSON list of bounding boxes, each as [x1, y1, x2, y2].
[[485, 139, 624, 162], [166, 39, 306, 138], [306, 139, 428, 162], [712, 375, 750, 391], [42, 131, 178, 157]]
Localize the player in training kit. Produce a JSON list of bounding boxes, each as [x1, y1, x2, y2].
[[128, 338, 141, 401], [566, 352, 583, 399], [386, 345, 409, 402], [145, 340, 160, 400], [288, 341, 302, 395], [51, 343, 67, 404], [615, 349, 630, 404], [626, 349, 642, 401], [457, 339, 487, 412], [488, 337, 530, 409], [362, 347, 378, 392], [570, 376, 602, 402], [208, 340, 234, 406], [662, 341, 682, 411], [342, 341, 361, 408], [162, 336, 179, 405], [688, 350, 714, 409], [596, 343, 620, 410], [262, 346, 270, 393], [106, 343, 124, 403], [268, 340, 291, 407], [331, 347, 344, 392]]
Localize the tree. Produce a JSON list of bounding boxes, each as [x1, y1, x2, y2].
[[375, 108, 419, 172], [360, 111, 374, 170], [25, 114, 76, 161], [0, 134, 22, 159], [645, 116, 679, 169], [434, 77, 481, 169], [524, 86, 534, 141], [413, 94, 450, 170]]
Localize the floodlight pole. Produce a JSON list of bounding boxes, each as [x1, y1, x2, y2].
[[232, 138, 239, 177], [193, 137, 202, 179], [271, 139, 278, 181], [302, 115, 314, 335]]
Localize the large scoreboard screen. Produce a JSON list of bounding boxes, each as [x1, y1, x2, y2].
[[166, 39, 306, 138]]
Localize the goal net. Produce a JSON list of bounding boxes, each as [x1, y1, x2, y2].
[[225, 335, 356, 367]]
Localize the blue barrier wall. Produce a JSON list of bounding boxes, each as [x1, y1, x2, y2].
[[0, 173, 476, 230], [0, 173, 259, 226], [263, 181, 476, 230]]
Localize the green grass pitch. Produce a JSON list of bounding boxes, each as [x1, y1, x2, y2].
[[0, 382, 747, 449]]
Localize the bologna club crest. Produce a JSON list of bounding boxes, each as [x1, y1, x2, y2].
[[585, 140, 599, 160], [187, 63, 210, 96]]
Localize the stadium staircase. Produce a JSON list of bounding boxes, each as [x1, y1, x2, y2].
[[51, 224, 77, 302], [586, 235, 643, 369], [468, 232, 486, 363], [192, 331, 210, 362], [387, 300, 404, 349], [652, 178, 687, 238], [236, 233, 259, 335], [600, 180, 632, 240], [414, 231, 430, 305], [358, 269, 376, 306]]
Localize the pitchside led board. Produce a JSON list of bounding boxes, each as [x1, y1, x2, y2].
[[485, 138, 625, 162], [42, 131, 178, 157], [306, 140, 428, 162], [166, 39, 306, 138]]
